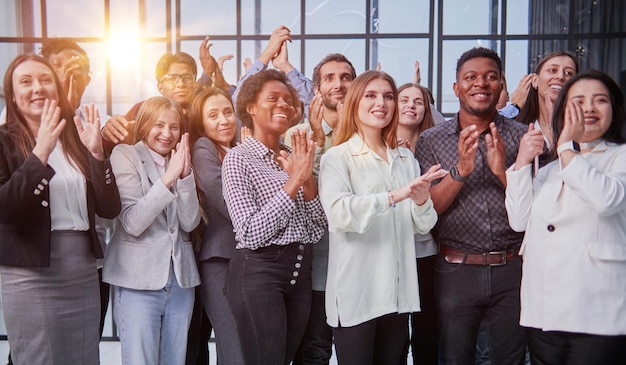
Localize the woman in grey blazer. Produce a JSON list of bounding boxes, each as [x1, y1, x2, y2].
[[103, 96, 201, 365], [189, 87, 244, 364]]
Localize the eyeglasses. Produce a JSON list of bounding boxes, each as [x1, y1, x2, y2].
[[161, 73, 196, 85]]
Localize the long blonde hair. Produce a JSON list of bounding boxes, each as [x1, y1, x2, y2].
[[333, 70, 399, 148]]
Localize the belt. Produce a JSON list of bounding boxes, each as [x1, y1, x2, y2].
[[439, 244, 519, 266]]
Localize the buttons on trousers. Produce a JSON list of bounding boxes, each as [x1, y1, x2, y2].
[[290, 244, 306, 285]]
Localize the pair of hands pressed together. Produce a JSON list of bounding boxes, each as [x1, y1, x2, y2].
[[161, 133, 192, 189], [278, 129, 317, 201], [33, 100, 105, 165], [457, 122, 507, 185], [260, 25, 295, 74]]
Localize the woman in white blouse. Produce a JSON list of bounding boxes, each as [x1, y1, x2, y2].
[[319, 70, 446, 365], [506, 70, 626, 364]]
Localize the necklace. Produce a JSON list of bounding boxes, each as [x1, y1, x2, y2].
[[579, 139, 603, 151]]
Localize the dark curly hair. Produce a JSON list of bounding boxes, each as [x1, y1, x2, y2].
[[235, 69, 299, 132], [456, 47, 502, 77], [40, 37, 89, 70]]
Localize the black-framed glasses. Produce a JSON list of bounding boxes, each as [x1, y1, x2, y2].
[[161, 73, 196, 85]]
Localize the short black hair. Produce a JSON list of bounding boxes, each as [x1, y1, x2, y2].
[[40, 37, 90, 70], [456, 47, 502, 75], [312, 53, 356, 88]]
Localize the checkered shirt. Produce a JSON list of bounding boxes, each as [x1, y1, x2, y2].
[[222, 137, 327, 250], [414, 113, 526, 252]]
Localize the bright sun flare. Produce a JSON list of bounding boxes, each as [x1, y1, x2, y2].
[[107, 31, 141, 69]]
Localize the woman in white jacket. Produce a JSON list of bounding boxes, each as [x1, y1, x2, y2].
[[319, 70, 446, 365], [505, 70, 626, 364], [104, 96, 201, 365]]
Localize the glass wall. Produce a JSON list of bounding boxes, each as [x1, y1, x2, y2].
[[0, 0, 625, 340]]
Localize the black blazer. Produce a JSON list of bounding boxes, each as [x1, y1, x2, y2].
[[0, 127, 121, 267], [191, 137, 237, 262]]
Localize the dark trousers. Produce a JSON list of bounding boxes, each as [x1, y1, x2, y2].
[[409, 255, 438, 365], [435, 255, 526, 365], [98, 267, 110, 338], [293, 290, 333, 365], [334, 312, 409, 365], [185, 286, 212, 365], [526, 327, 626, 365], [227, 243, 313, 365]]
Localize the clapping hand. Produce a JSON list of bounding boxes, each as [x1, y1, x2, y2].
[[32, 99, 66, 165], [408, 164, 448, 205], [74, 103, 105, 161], [162, 133, 191, 189], [514, 123, 544, 170]]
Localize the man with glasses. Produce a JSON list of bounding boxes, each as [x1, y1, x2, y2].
[[101, 51, 199, 152]]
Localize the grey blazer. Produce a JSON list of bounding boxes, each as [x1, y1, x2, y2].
[[103, 141, 201, 290], [191, 137, 237, 262]]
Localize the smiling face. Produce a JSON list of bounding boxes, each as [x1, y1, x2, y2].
[[398, 86, 426, 128], [248, 80, 296, 138], [534, 55, 577, 103], [316, 61, 355, 111], [157, 62, 196, 110], [144, 108, 181, 156], [357, 78, 396, 135], [454, 57, 502, 118], [201, 94, 236, 147], [567, 79, 612, 143], [12, 59, 60, 125]]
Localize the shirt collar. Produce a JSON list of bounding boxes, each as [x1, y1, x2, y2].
[[243, 136, 291, 159], [447, 112, 506, 135], [321, 118, 333, 136], [344, 133, 402, 161], [146, 146, 167, 168]]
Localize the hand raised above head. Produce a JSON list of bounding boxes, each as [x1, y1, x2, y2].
[[260, 25, 291, 65], [199, 36, 216, 76], [272, 40, 294, 74]]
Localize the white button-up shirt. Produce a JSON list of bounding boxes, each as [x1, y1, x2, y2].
[[319, 134, 438, 327]]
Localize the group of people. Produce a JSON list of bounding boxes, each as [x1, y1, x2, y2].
[[0, 23, 625, 365]]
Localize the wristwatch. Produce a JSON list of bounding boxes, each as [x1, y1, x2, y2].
[[450, 165, 468, 182], [557, 140, 580, 157]]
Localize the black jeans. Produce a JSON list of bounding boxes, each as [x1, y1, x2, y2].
[[409, 255, 438, 365], [293, 290, 333, 365], [526, 327, 626, 365], [226, 243, 313, 365], [435, 254, 526, 364], [334, 313, 409, 365]]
